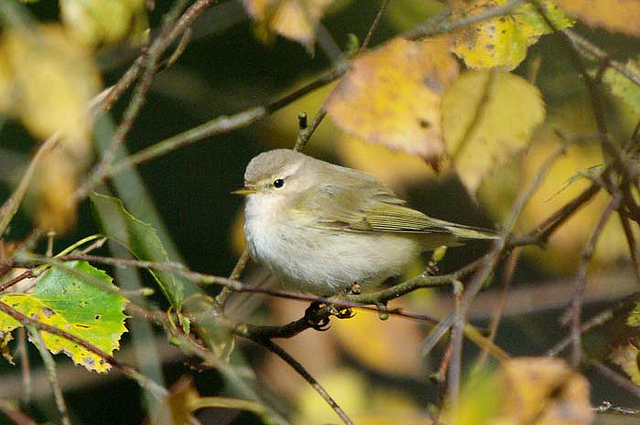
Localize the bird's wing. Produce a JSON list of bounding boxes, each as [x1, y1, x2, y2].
[[293, 181, 453, 235]]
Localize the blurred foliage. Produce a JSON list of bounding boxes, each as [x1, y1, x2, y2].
[[1, 0, 640, 424]]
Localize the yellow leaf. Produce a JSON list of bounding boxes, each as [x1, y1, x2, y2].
[[327, 37, 459, 167], [336, 134, 435, 192], [331, 310, 423, 376], [0, 25, 101, 232], [0, 25, 101, 145], [33, 149, 80, 233], [557, 0, 640, 36], [447, 357, 593, 425], [60, 0, 149, 47], [442, 70, 545, 194], [610, 343, 640, 384], [451, 0, 574, 70], [500, 357, 593, 425], [242, 0, 334, 50]]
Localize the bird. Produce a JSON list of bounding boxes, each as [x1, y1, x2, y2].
[[235, 149, 497, 296]]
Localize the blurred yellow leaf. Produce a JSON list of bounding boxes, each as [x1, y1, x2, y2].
[[451, 0, 573, 70], [242, 0, 334, 50], [0, 25, 100, 232], [449, 357, 593, 425], [60, 0, 149, 47], [0, 25, 100, 145], [332, 310, 423, 377], [327, 37, 459, 167], [442, 70, 545, 194], [34, 149, 80, 233], [610, 343, 640, 384], [500, 357, 593, 425], [521, 139, 630, 272], [557, 0, 640, 36], [147, 376, 199, 425], [336, 134, 435, 192]]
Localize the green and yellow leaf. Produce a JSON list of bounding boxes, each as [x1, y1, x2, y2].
[[0, 261, 127, 373]]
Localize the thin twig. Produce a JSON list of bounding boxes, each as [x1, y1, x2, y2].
[[569, 194, 621, 367], [0, 270, 34, 293], [0, 300, 167, 398], [361, 0, 391, 49], [254, 338, 354, 425], [620, 214, 640, 283], [27, 327, 71, 425], [588, 359, 640, 399]]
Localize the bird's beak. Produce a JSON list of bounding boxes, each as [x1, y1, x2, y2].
[[232, 186, 257, 196]]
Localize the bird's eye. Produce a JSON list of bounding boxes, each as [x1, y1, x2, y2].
[[273, 178, 285, 189]]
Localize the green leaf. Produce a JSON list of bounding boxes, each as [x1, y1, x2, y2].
[[0, 261, 127, 372], [90, 193, 184, 310]]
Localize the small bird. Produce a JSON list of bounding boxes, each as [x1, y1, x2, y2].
[[235, 149, 497, 296]]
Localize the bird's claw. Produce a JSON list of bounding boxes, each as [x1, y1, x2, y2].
[[304, 301, 331, 331]]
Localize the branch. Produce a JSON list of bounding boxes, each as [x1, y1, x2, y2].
[[0, 300, 167, 398], [252, 338, 354, 425], [569, 193, 620, 367]]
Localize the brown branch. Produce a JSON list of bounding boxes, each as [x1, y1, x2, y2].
[[569, 194, 621, 367], [0, 270, 34, 293], [252, 338, 354, 425], [0, 300, 166, 398]]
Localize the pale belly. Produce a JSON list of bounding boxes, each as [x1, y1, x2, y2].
[[245, 218, 421, 295]]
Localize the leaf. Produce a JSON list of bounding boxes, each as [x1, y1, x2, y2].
[[0, 24, 100, 145], [60, 0, 149, 47], [0, 261, 127, 373], [603, 58, 640, 113], [331, 310, 423, 377], [451, 0, 574, 70], [610, 343, 640, 384], [326, 37, 459, 166], [447, 357, 593, 425], [500, 357, 593, 425], [242, 0, 334, 51], [336, 134, 435, 192], [0, 24, 101, 233], [90, 193, 184, 310], [442, 70, 545, 194], [557, 0, 640, 36]]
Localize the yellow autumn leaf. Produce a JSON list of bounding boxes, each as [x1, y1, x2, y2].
[[521, 139, 631, 273], [0, 25, 100, 145], [331, 310, 423, 377], [0, 25, 100, 232], [451, 0, 574, 70], [442, 70, 545, 194], [60, 0, 149, 47], [336, 134, 435, 193], [242, 0, 334, 50], [327, 37, 459, 167], [448, 357, 593, 425], [557, 0, 640, 36], [501, 357, 593, 425]]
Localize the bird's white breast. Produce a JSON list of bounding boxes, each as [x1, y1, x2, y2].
[[244, 194, 421, 295]]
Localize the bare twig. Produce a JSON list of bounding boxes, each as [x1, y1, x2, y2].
[[254, 338, 354, 425], [361, 0, 391, 49], [28, 327, 71, 425], [0, 301, 166, 398], [0, 270, 34, 293], [569, 194, 620, 367]]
